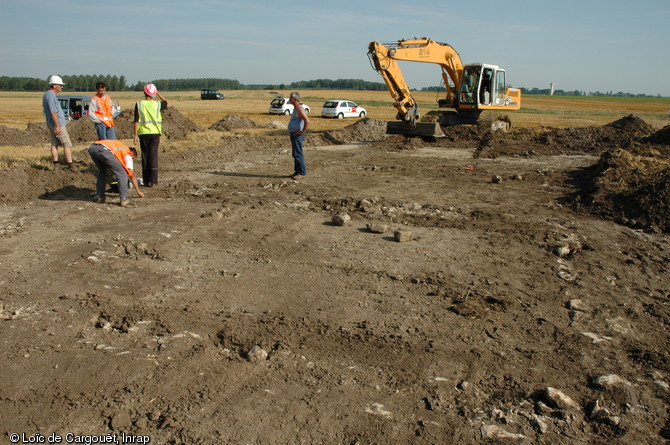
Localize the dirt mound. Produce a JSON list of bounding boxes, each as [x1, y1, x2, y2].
[[265, 120, 287, 130], [531, 114, 654, 154], [366, 134, 430, 151], [605, 114, 655, 134], [160, 107, 203, 139], [568, 146, 670, 233], [644, 125, 670, 145], [365, 114, 659, 157], [209, 114, 257, 131], [324, 118, 387, 143], [469, 114, 658, 158], [0, 125, 45, 146], [0, 165, 93, 203], [66, 115, 111, 142]]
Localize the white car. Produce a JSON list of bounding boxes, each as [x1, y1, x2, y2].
[[268, 97, 310, 115], [321, 100, 366, 119]]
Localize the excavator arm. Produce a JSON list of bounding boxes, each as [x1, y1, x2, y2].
[[368, 38, 464, 128]]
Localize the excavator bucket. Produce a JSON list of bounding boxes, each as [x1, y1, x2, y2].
[[386, 121, 445, 138]]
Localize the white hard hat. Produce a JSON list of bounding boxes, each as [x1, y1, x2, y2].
[[144, 83, 157, 97], [48, 75, 65, 85]]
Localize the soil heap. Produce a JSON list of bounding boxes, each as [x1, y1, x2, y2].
[[570, 145, 670, 233], [209, 114, 257, 131], [324, 118, 387, 143]]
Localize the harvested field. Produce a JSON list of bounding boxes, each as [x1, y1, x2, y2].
[[0, 91, 669, 444]]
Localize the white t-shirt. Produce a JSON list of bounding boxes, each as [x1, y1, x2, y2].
[[123, 154, 134, 172]]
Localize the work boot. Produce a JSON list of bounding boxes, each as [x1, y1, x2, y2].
[[66, 163, 78, 172], [95, 196, 106, 204], [120, 199, 131, 207]]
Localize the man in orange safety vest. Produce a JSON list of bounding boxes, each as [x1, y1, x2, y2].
[[88, 82, 117, 140], [88, 139, 145, 207]]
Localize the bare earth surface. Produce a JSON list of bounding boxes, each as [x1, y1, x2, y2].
[[1, 113, 669, 444]]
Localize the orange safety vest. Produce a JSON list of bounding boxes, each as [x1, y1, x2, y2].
[[90, 95, 115, 128], [96, 140, 134, 177]]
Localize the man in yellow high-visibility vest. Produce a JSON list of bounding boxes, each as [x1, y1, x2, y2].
[[133, 83, 168, 187]]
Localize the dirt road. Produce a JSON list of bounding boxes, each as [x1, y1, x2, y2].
[[1, 115, 669, 444]]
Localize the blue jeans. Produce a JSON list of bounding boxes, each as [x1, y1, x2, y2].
[[290, 133, 306, 176], [95, 123, 116, 140]]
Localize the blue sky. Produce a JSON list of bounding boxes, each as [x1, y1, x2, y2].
[[1, 0, 669, 96]]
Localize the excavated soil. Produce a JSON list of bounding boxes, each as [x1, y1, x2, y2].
[[209, 114, 257, 131], [1, 112, 669, 444]]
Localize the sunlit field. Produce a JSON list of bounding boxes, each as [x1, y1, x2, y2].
[[1, 90, 668, 168]]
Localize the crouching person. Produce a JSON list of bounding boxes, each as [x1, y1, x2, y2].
[[88, 140, 145, 207]]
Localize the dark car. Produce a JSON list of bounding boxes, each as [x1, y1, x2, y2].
[[201, 88, 225, 100]]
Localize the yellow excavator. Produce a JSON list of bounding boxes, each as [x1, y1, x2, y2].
[[367, 38, 521, 137]]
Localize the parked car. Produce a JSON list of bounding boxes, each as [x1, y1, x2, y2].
[[321, 100, 366, 119], [268, 97, 310, 115], [201, 88, 225, 100]]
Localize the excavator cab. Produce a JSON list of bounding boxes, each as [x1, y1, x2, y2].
[[451, 64, 520, 131], [458, 64, 508, 108]]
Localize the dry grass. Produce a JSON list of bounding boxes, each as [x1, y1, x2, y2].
[[1, 90, 669, 168]]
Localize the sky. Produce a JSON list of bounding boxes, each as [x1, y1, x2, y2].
[[1, 0, 669, 96]]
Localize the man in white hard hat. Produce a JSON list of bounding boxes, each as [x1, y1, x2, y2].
[[42, 75, 76, 171], [133, 83, 168, 187]]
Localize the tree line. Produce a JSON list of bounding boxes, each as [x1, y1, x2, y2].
[[0, 75, 383, 92], [0, 75, 663, 97], [0, 75, 241, 92], [147, 78, 242, 91], [286, 79, 387, 91], [0, 75, 128, 91]]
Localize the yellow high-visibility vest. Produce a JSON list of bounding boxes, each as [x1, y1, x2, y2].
[[136, 100, 163, 135]]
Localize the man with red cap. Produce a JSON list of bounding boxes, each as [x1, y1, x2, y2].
[[133, 83, 168, 187]]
